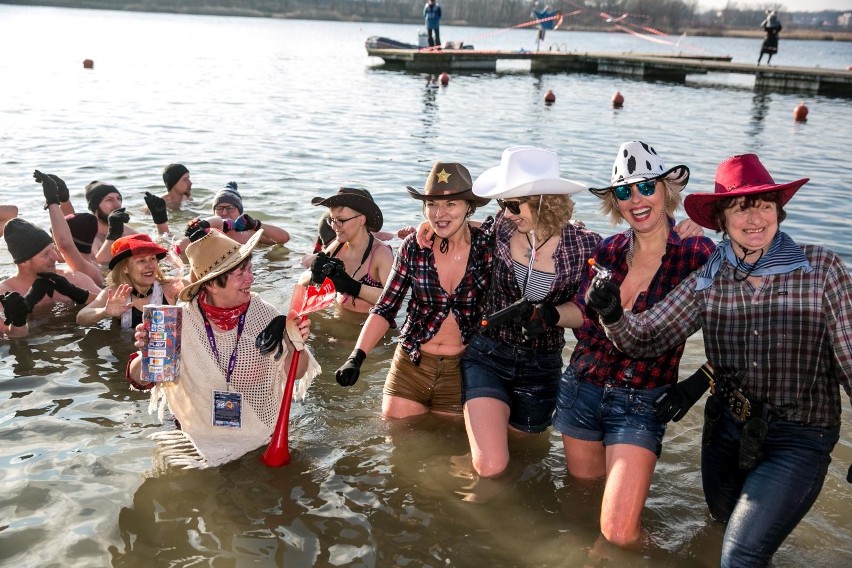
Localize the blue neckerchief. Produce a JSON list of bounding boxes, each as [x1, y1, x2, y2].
[[696, 231, 812, 291]]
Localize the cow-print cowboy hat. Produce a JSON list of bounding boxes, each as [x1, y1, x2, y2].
[[589, 141, 689, 198]]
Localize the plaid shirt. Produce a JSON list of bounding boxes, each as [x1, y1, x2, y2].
[[371, 219, 494, 364], [570, 226, 715, 389], [480, 215, 601, 353], [606, 243, 852, 427]]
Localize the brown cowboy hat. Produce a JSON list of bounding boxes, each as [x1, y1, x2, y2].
[[311, 187, 383, 232], [178, 229, 263, 302], [407, 162, 490, 207], [684, 154, 809, 231]]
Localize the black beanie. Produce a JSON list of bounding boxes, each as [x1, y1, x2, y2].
[[4, 218, 55, 264], [85, 180, 120, 213], [162, 163, 189, 191], [65, 213, 99, 254]]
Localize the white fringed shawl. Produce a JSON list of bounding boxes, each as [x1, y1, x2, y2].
[[147, 294, 320, 469]]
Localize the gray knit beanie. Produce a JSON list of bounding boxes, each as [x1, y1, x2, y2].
[[212, 181, 244, 214]]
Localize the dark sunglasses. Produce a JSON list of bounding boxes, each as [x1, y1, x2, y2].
[[613, 180, 657, 201], [497, 199, 523, 215]]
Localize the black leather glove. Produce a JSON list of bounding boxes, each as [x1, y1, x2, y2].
[[106, 207, 130, 240], [234, 213, 261, 232], [336, 348, 366, 387], [36, 272, 89, 304], [144, 191, 168, 224], [48, 174, 70, 203], [23, 276, 55, 310], [521, 302, 560, 339], [185, 218, 210, 242], [585, 278, 623, 325], [654, 365, 713, 422], [34, 169, 60, 208], [255, 315, 287, 360], [328, 263, 362, 298], [310, 252, 341, 284], [1, 292, 30, 327]]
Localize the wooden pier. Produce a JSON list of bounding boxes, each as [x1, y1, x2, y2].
[[366, 48, 852, 97]]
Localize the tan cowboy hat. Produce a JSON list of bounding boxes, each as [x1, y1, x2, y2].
[[178, 229, 263, 301], [311, 187, 384, 232], [407, 162, 490, 207]]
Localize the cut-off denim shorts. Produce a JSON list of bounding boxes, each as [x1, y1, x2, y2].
[[553, 366, 668, 457], [460, 333, 563, 433]]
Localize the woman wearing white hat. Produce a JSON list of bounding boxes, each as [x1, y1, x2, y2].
[[587, 153, 852, 565]]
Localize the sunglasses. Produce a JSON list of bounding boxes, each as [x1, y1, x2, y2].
[[326, 213, 363, 228], [613, 180, 657, 201], [497, 199, 524, 215]]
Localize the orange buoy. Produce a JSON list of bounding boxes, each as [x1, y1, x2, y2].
[[612, 91, 624, 108], [439, 72, 449, 85], [544, 89, 556, 104], [83, 59, 94, 69], [793, 102, 808, 122]]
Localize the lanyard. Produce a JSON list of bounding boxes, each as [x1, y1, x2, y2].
[[200, 307, 246, 387]]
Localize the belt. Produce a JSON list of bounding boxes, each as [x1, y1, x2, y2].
[[710, 376, 773, 423]]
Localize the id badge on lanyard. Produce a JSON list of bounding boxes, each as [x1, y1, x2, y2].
[[202, 309, 246, 428]]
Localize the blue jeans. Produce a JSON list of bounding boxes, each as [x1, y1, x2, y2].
[[702, 401, 839, 568], [553, 367, 668, 457], [461, 333, 563, 433]]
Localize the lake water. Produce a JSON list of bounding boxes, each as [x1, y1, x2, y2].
[[1, 5, 851, 567]]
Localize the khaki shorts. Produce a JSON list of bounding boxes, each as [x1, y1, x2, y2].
[[383, 344, 463, 414]]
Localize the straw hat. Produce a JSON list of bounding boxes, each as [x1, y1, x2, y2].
[[178, 229, 263, 301], [684, 154, 808, 231], [589, 141, 689, 198], [472, 146, 585, 199], [311, 187, 384, 232], [406, 162, 490, 207]]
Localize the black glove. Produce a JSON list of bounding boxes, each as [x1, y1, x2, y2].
[[328, 263, 362, 298], [34, 169, 60, 208], [233, 213, 261, 232], [144, 191, 168, 225], [36, 272, 89, 304], [1, 292, 30, 327], [847, 464, 851, 484], [310, 252, 342, 284], [185, 218, 210, 242], [336, 348, 366, 387], [48, 174, 70, 203], [106, 207, 130, 240], [585, 278, 623, 325], [654, 365, 713, 422], [521, 302, 560, 339], [23, 276, 55, 310], [255, 315, 287, 360]]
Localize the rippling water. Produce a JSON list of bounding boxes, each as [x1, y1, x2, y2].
[[1, 5, 851, 567]]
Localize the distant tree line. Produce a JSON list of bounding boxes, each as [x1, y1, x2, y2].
[[4, 1, 849, 33]]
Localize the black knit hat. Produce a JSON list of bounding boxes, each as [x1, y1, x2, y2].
[[65, 213, 99, 254], [85, 180, 120, 213], [162, 163, 189, 191], [4, 218, 55, 264]]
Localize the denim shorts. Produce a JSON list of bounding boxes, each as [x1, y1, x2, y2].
[[460, 333, 563, 433], [552, 367, 667, 457]]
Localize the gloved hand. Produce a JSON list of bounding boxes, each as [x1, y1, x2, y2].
[[144, 191, 168, 225], [654, 365, 713, 422], [36, 272, 89, 304], [48, 174, 70, 203], [327, 263, 362, 298], [233, 213, 262, 232], [255, 315, 287, 360], [521, 302, 560, 339], [336, 348, 366, 387], [1, 291, 30, 327], [34, 169, 60, 208], [106, 207, 130, 240], [310, 252, 343, 284], [185, 218, 210, 242], [23, 276, 55, 310], [585, 278, 623, 325], [847, 464, 851, 484]]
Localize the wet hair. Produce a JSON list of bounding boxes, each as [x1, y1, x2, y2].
[[525, 194, 575, 236], [711, 190, 786, 236], [207, 255, 252, 289], [107, 257, 166, 288], [598, 179, 682, 227]]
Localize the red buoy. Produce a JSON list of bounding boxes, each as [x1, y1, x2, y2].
[[544, 89, 556, 104], [439, 72, 449, 85], [612, 91, 624, 108], [83, 59, 94, 69], [793, 102, 808, 122]]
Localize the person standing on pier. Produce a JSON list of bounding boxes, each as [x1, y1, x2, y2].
[[758, 10, 782, 65], [424, 0, 442, 48]]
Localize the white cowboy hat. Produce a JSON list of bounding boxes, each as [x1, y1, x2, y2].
[[472, 146, 586, 199]]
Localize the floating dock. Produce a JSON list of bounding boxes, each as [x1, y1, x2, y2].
[[366, 48, 852, 97]]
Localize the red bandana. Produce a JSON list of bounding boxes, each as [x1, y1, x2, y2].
[[198, 290, 249, 330]]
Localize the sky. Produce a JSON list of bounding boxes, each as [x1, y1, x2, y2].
[[695, 0, 851, 12]]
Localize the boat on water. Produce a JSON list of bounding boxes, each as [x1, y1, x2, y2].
[[365, 35, 474, 52]]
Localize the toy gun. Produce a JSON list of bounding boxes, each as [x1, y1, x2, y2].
[[480, 297, 530, 329], [587, 258, 612, 286]]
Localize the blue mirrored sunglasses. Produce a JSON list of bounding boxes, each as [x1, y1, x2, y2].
[[613, 180, 657, 201]]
